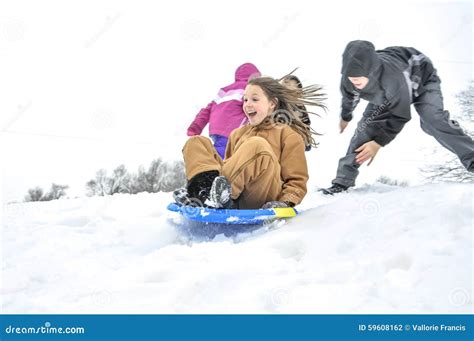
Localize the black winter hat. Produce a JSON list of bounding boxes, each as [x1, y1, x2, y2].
[[341, 40, 381, 77]]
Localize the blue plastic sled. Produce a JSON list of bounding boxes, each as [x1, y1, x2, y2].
[[167, 203, 298, 225]]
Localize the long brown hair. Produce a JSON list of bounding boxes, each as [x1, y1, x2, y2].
[[247, 75, 327, 148]]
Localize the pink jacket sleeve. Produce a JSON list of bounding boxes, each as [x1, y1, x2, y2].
[[187, 101, 214, 136]]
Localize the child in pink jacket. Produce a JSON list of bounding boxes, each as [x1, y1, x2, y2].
[[187, 63, 261, 158]]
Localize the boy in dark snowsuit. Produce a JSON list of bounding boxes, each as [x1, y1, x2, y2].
[[322, 40, 474, 195]]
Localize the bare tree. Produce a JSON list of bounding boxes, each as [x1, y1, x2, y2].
[[86, 158, 186, 197], [43, 183, 69, 200], [85, 169, 110, 196], [159, 160, 186, 192], [24, 187, 44, 202], [130, 165, 150, 194], [456, 81, 474, 118], [147, 158, 164, 192], [109, 164, 131, 194]]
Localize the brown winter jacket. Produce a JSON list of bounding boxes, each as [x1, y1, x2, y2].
[[225, 123, 309, 205]]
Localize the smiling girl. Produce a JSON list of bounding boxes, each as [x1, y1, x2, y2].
[[174, 76, 326, 209]]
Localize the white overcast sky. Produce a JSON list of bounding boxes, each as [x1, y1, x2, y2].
[[1, 0, 472, 202]]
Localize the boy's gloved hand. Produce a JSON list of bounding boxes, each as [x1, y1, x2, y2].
[[261, 201, 291, 209]]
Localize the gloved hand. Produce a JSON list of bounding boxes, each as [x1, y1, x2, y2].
[[261, 201, 290, 209]]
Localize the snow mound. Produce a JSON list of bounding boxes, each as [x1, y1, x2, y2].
[[2, 183, 472, 313]]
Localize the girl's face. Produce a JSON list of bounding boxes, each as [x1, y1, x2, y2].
[[243, 84, 276, 126]]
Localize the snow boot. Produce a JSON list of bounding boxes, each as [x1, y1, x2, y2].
[[173, 187, 195, 206], [319, 183, 348, 195], [186, 171, 232, 208], [209, 176, 233, 209], [186, 170, 218, 207]]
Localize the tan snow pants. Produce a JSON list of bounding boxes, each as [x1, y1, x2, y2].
[[182, 136, 283, 209]]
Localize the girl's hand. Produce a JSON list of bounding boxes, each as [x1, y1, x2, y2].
[[262, 201, 290, 209], [340, 119, 349, 133], [355, 140, 381, 166]]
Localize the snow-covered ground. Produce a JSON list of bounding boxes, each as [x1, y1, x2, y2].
[[2, 182, 472, 314]]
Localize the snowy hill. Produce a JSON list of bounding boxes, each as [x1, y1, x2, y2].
[[2, 182, 472, 314]]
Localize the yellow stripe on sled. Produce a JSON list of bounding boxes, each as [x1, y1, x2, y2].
[[273, 207, 297, 218]]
